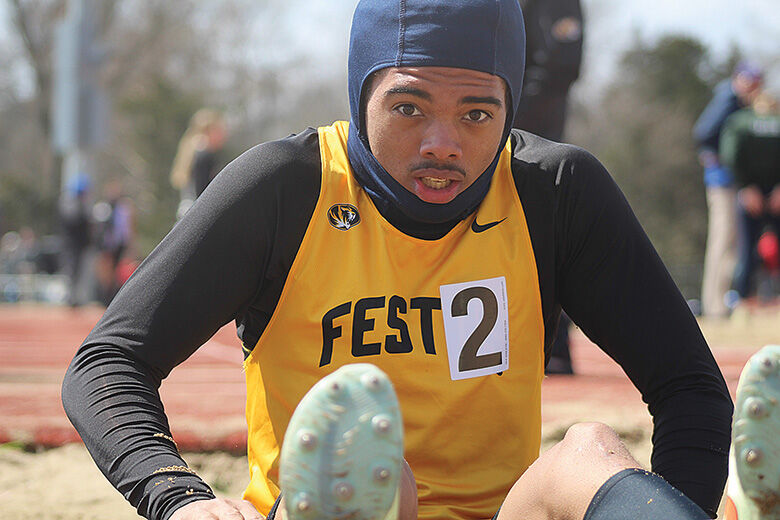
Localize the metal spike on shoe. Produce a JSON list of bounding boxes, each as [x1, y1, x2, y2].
[[279, 364, 403, 520]]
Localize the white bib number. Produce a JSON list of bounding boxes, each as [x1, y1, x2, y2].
[[439, 277, 509, 380]]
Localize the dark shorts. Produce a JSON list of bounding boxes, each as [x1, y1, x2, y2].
[[268, 468, 709, 520], [583, 468, 709, 520], [490, 468, 707, 520]]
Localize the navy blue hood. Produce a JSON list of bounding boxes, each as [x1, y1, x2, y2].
[[347, 0, 526, 226]]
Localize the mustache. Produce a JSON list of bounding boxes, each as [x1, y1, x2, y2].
[[409, 160, 466, 177]]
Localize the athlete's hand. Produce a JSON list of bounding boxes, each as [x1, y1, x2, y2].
[[169, 498, 264, 519]]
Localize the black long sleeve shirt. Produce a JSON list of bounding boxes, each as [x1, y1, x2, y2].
[[62, 128, 732, 519]]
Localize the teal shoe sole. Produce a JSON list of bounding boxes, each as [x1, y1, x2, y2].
[[279, 364, 403, 520], [731, 345, 780, 519]]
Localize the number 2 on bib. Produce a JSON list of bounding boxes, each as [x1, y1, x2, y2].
[[440, 277, 509, 380]]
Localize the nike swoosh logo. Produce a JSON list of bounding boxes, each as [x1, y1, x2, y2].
[[471, 217, 507, 233]]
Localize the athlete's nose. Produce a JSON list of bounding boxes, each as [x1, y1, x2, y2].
[[419, 120, 462, 161]]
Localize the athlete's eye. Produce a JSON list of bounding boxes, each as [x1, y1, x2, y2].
[[394, 104, 421, 117], [465, 110, 490, 122]]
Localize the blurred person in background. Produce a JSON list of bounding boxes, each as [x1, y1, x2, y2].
[[0, 228, 39, 302], [0, 227, 39, 276], [513, 0, 584, 375], [719, 91, 780, 303], [17, 227, 39, 274], [59, 173, 94, 307], [513, 0, 583, 143], [0, 232, 17, 274], [94, 179, 135, 306], [170, 109, 228, 219], [693, 61, 764, 317]]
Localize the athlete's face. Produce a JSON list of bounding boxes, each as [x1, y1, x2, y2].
[[364, 67, 507, 204]]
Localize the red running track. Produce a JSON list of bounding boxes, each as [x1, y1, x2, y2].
[[0, 304, 756, 452]]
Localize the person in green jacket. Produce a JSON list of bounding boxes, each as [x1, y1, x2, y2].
[[720, 91, 780, 299]]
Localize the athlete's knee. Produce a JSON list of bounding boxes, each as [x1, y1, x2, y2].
[[502, 423, 638, 520], [562, 422, 618, 445], [558, 422, 638, 469]]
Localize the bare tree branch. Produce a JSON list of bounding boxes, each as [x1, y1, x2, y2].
[[6, 0, 65, 196]]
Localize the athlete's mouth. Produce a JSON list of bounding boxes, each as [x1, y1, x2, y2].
[[420, 176, 453, 189]]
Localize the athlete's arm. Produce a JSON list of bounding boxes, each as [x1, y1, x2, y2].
[[550, 146, 732, 518], [61, 129, 321, 520]]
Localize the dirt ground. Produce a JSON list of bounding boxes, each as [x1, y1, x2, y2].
[[1, 307, 777, 519], [0, 429, 656, 520]]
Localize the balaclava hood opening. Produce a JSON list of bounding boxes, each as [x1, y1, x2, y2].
[[347, 0, 525, 225]]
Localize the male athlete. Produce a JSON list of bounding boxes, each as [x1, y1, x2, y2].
[[62, 1, 736, 519]]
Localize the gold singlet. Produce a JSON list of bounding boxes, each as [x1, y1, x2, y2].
[[243, 121, 544, 519]]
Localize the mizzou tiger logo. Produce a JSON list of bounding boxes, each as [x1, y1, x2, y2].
[[328, 204, 361, 230]]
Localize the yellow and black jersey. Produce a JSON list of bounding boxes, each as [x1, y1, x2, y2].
[[243, 121, 544, 518], [63, 123, 733, 520]]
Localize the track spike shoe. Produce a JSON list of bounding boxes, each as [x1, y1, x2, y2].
[[279, 364, 403, 520]]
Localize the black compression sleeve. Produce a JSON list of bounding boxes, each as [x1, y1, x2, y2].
[[62, 346, 217, 519], [61, 129, 321, 519], [551, 145, 733, 517]]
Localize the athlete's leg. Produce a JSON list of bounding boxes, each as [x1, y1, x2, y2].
[[496, 422, 638, 520], [277, 368, 713, 520], [497, 422, 709, 520], [725, 345, 780, 520]]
